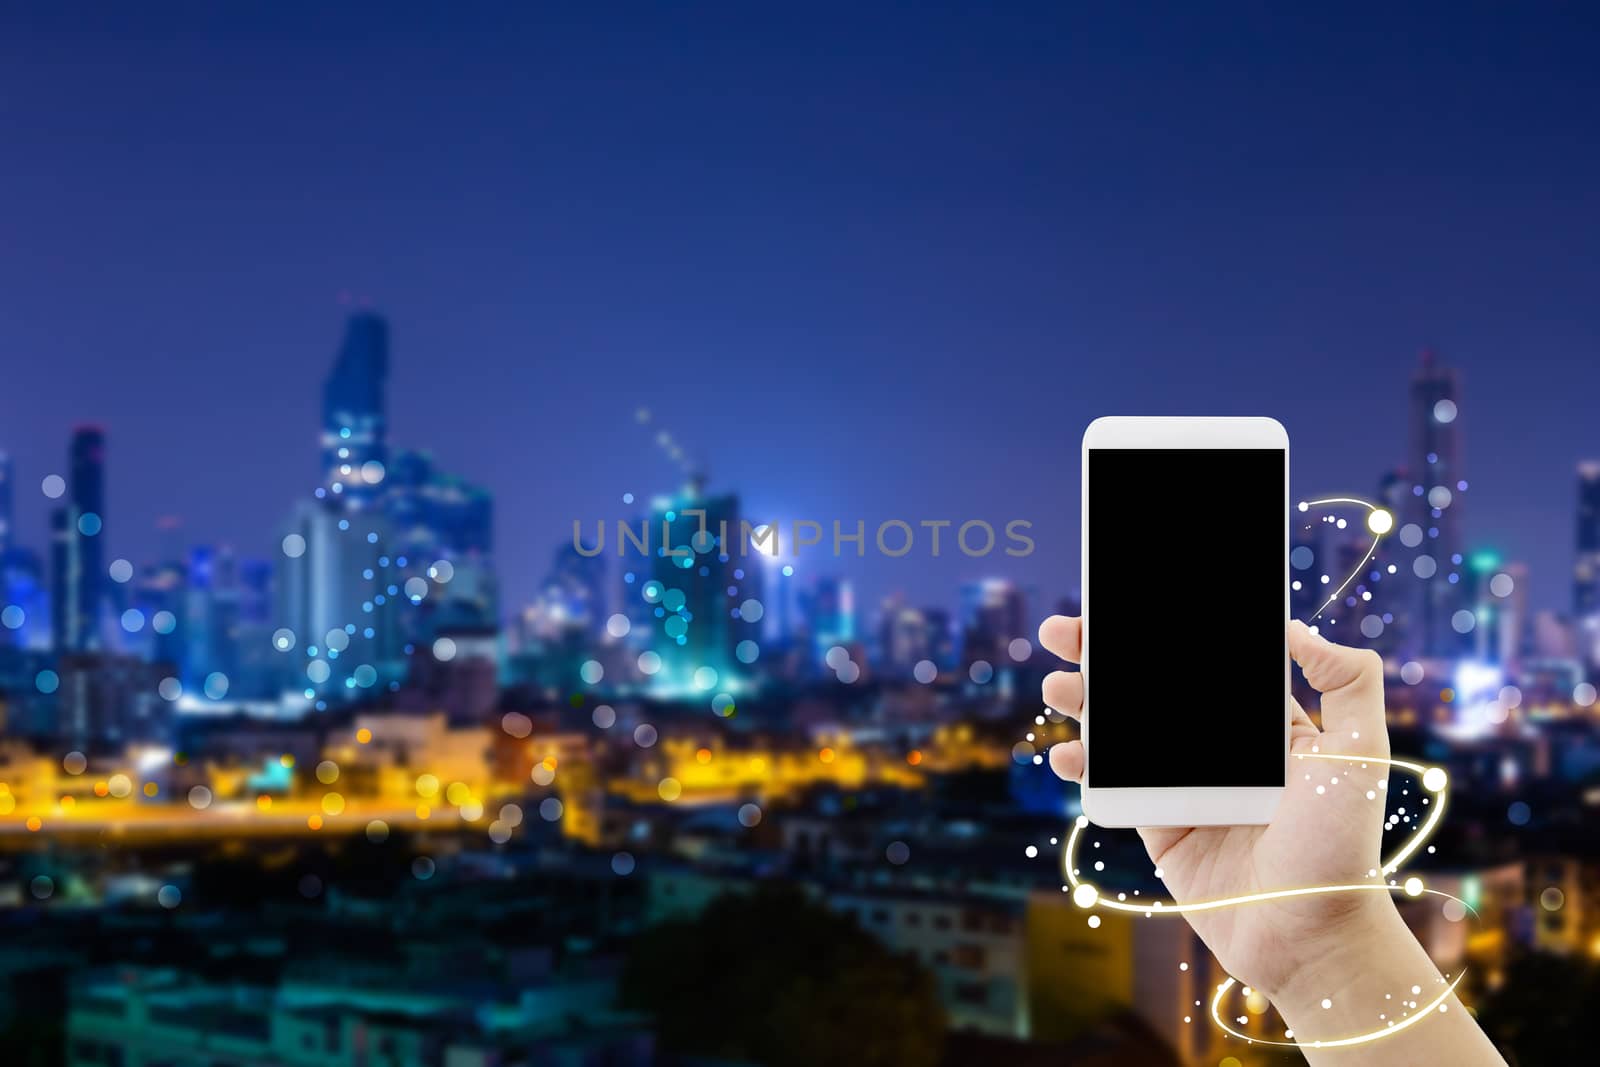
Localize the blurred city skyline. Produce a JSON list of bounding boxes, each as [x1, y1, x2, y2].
[[2, 2, 1599, 618]]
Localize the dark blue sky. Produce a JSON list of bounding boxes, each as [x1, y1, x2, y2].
[[1, 2, 1597, 618]]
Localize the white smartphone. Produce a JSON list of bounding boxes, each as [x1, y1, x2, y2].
[[1079, 416, 1289, 828]]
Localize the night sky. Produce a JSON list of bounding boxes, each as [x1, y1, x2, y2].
[[1, 2, 1597, 619]]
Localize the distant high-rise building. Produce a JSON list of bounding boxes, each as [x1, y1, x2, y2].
[[49, 427, 108, 652], [276, 498, 406, 705], [960, 578, 1027, 666], [1406, 351, 1468, 657], [645, 482, 761, 691], [0, 450, 12, 555], [1576, 461, 1600, 617], [322, 313, 389, 509], [385, 448, 497, 632]]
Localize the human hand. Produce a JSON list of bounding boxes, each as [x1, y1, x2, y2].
[[1039, 616, 1391, 1002]]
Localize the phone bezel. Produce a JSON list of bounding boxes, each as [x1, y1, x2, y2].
[[1079, 416, 1289, 828]]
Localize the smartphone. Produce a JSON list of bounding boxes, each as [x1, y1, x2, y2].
[[1079, 416, 1289, 827]]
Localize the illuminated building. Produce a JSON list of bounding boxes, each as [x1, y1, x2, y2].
[[832, 888, 1028, 1037], [960, 579, 1027, 668], [321, 312, 389, 509], [56, 653, 172, 754], [50, 426, 108, 653], [1407, 350, 1470, 658], [804, 575, 854, 667], [1577, 461, 1600, 670], [275, 499, 405, 706], [644, 482, 760, 693], [1577, 461, 1600, 614], [66, 967, 654, 1067], [385, 448, 497, 633], [1026, 892, 1234, 1064], [0, 542, 47, 651], [0, 450, 11, 555]]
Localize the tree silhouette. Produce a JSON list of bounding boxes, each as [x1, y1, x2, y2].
[[621, 883, 946, 1067]]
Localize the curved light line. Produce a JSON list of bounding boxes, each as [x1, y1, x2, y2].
[[1062, 754, 1446, 910], [1060, 753, 1467, 1050], [1209, 970, 1465, 1049], [1062, 751, 1440, 908], [1299, 497, 1388, 624]]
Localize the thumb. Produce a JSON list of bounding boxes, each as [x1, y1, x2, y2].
[[1287, 620, 1388, 744]]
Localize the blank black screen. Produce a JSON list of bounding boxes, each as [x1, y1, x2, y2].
[[1087, 448, 1285, 787]]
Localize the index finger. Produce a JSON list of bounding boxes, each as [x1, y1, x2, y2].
[[1037, 615, 1081, 664]]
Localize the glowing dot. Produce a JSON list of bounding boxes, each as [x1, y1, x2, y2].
[[1575, 683, 1598, 708], [1540, 887, 1565, 911], [203, 672, 229, 699], [432, 637, 457, 662], [35, 669, 59, 694], [158, 885, 181, 909], [1087, 915, 1101, 929], [969, 660, 994, 684], [1404, 877, 1424, 897], [1366, 508, 1394, 535], [1008, 637, 1032, 661], [738, 803, 762, 827], [606, 613, 631, 638], [281, 533, 307, 558], [612, 852, 636, 875], [1072, 883, 1098, 909], [634, 723, 658, 747], [1450, 609, 1476, 634], [581, 660, 604, 684], [1321, 998, 1333, 1010], [1400, 661, 1424, 685], [1422, 767, 1447, 792], [736, 639, 760, 664], [914, 660, 938, 684], [1433, 398, 1457, 423], [41, 474, 65, 498], [637, 651, 662, 674], [592, 704, 616, 728]]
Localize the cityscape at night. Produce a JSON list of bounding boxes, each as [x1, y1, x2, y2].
[[3, 3, 1600, 1065]]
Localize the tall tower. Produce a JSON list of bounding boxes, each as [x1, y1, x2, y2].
[[322, 313, 389, 509], [51, 426, 106, 651], [1406, 351, 1468, 658], [0, 450, 12, 555], [1576, 461, 1600, 618]]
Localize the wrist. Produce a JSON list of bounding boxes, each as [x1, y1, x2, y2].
[[1269, 898, 1425, 1022]]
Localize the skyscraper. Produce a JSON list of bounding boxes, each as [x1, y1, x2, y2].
[[0, 450, 12, 555], [51, 426, 107, 651], [322, 313, 389, 509], [1406, 351, 1468, 658], [1576, 460, 1600, 617]]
